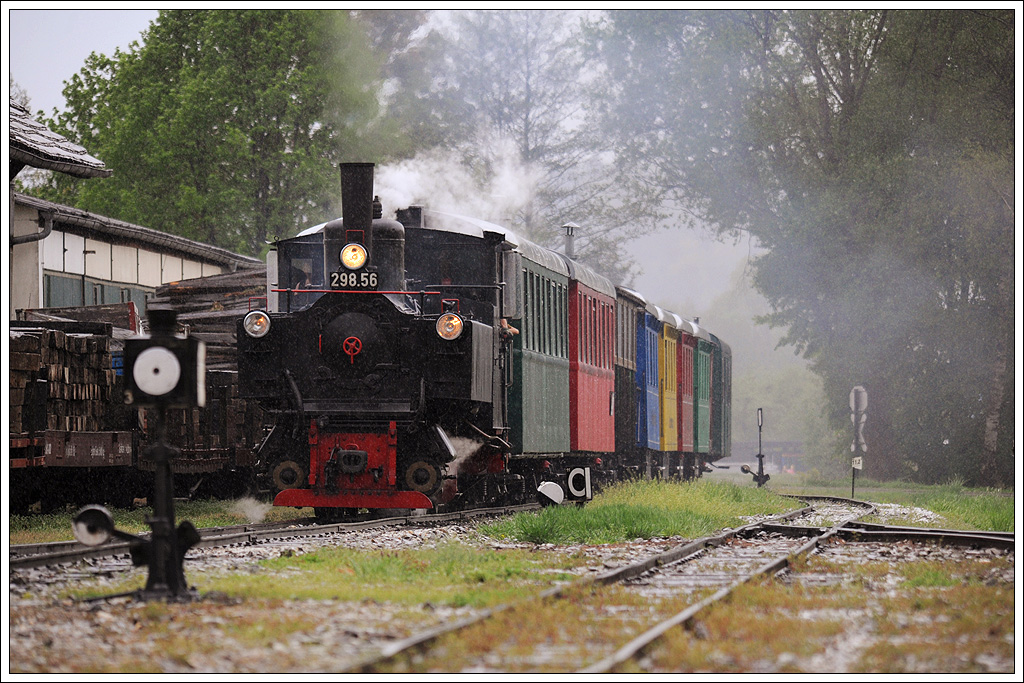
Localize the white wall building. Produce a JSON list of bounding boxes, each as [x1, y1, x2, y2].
[[8, 98, 260, 318], [10, 193, 261, 317]]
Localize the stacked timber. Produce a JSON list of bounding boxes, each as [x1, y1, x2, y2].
[[146, 267, 267, 371], [9, 324, 129, 434], [19, 302, 141, 333], [143, 370, 263, 472], [143, 269, 268, 469]]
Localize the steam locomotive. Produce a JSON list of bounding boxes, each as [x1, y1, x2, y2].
[[237, 163, 731, 520]]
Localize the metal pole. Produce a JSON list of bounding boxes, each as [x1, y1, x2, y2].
[[755, 408, 766, 487], [143, 406, 188, 597]]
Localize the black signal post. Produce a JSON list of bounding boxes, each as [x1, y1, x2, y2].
[[741, 408, 770, 487], [72, 308, 204, 602]]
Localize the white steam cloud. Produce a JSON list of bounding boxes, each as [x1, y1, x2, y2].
[[375, 141, 541, 226], [447, 435, 487, 475], [230, 496, 273, 523]]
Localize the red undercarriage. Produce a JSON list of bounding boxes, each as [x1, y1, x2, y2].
[[273, 487, 433, 509], [273, 419, 436, 510]]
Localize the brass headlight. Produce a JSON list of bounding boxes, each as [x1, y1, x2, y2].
[[436, 313, 464, 341], [243, 311, 271, 338], [340, 243, 367, 270]]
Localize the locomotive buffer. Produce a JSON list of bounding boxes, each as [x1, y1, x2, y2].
[[72, 308, 203, 601]]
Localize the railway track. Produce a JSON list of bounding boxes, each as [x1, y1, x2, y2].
[[342, 497, 1012, 673], [8, 502, 541, 571], [9, 496, 1013, 674]]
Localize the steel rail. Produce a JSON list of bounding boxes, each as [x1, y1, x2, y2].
[[343, 503, 818, 674], [578, 504, 870, 673], [9, 503, 540, 571], [578, 498, 1016, 674]]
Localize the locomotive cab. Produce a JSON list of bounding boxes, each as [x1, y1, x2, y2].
[[274, 235, 328, 312]]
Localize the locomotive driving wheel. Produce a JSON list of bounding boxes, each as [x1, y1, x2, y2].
[[402, 458, 443, 496], [271, 459, 307, 491]]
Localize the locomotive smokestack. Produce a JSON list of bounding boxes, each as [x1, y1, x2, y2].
[[325, 163, 375, 273], [340, 162, 375, 236]]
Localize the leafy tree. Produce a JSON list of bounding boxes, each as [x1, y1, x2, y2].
[[9, 78, 50, 190], [351, 10, 474, 158], [600, 9, 1014, 485], [415, 10, 657, 284], [35, 10, 382, 255], [9, 77, 30, 109]]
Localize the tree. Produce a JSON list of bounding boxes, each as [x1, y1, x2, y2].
[[36, 10, 382, 255], [409, 10, 658, 284], [9, 78, 50, 190], [350, 10, 474, 158], [600, 9, 1014, 485]]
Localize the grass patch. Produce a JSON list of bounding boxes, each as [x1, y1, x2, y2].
[[859, 579, 1015, 672], [379, 581, 709, 673], [755, 472, 1014, 532], [637, 550, 1014, 674], [637, 579, 853, 673], [480, 479, 800, 545], [195, 540, 586, 608]]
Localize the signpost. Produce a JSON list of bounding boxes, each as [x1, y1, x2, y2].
[[72, 308, 204, 602], [740, 408, 770, 487], [850, 386, 867, 498], [851, 455, 863, 498]]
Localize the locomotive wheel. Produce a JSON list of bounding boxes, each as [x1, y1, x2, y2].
[[272, 459, 307, 491], [402, 459, 442, 495]]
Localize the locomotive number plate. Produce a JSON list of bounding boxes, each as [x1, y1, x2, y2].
[[331, 271, 379, 289]]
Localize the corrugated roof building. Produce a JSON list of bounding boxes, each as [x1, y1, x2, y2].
[[8, 98, 261, 318]]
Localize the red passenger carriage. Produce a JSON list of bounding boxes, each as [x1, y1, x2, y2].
[[563, 259, 616, 454]]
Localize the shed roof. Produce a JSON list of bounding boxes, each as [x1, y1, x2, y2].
[[14, 192, 263, 270], [8, 99, 112, 179]]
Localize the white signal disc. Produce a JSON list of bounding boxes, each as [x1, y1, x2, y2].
[[133, 347, 181, 396]]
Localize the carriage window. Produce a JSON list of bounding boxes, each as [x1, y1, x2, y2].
[[526, 272, 535, 352]]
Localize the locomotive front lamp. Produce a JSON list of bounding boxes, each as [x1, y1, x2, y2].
[[243, 310, 272, 338], [340, 242, 367, 270], [436, 312, 464, 340]]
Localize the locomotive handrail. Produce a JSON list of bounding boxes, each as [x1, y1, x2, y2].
[[424, 284, 503, 291], [283, 370, 305, 439], [271, 288, 442, 295]]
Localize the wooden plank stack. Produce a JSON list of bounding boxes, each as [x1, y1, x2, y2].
[[143, 370, 263, 472], [146, 267, 267, 371], [9, 326, 124, 434]]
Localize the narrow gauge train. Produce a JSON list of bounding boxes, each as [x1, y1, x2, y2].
[[237, 163, 731, 520]]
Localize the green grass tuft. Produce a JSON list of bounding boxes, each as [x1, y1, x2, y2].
[[481, 479, 801, 545], [197, 541, 582, 607]]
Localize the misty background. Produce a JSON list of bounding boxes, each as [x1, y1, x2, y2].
[[8, 9, 1015, 485]]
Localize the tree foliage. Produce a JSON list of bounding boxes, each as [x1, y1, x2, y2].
[[419, 10, 657, 283], [36, 10, 382, 255], [600, 9, 1014, 485]]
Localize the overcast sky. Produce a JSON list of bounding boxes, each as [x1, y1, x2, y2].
[[8, 8, 159, 116], [5, 7, 755, 313]]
